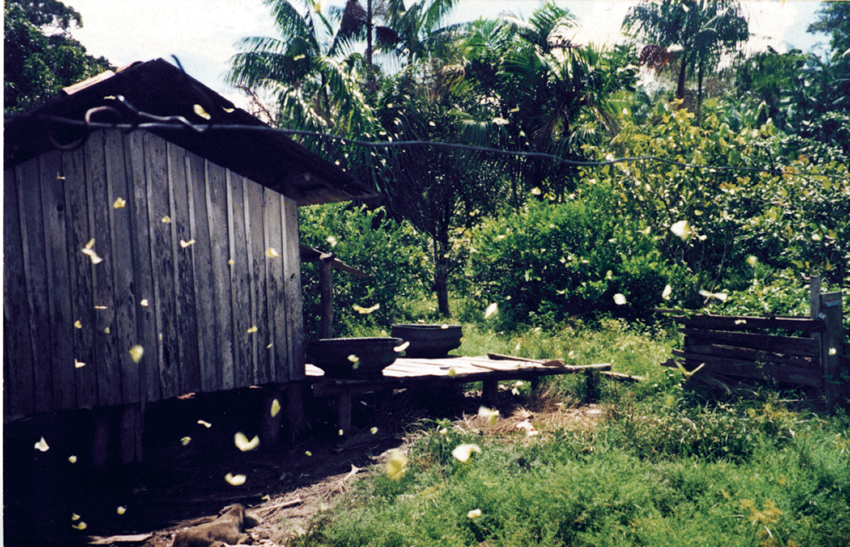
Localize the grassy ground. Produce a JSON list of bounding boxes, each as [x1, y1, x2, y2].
[[289, 320, 850, 546]]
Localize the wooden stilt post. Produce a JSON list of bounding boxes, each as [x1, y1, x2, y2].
[[286, 382, 306, 443], [820, 291, 844, 408], [91, 407, 110, 473], [261, 386, 285, 446], [336, 391, 352, 443], [319, 255, 334, 339], [482, 380, 498, 407], [119, 403, 143, 465]]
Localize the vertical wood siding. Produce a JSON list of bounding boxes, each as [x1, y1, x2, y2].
[[3, 130, 304, 416]]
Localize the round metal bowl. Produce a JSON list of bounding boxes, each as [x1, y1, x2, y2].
[[391, 324, 463, 358], [306, 337, 403, 378]]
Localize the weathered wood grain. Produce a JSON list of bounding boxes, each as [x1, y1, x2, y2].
[[105, 130, 140, 405], [228, 172, 251, 388], [3, 166, 35, 416], [18, 157, 54, 412], [681, 342, 818, 369], [146, 133, 180, 400], [63, 144, 99, 408], [186, 153, 219, 392], [125, 131, 161, 403], [668, 351, 823, 388], [87, 131, 121, 406], [207, 161, 235, 390], [246, 180, 269, 384], [264, 189, 285, 383], [169, 144, 201, 394], [674, 314, 824, 333], [679, 328, 819, 358], [40, 150, 76, 410], [282, 196, 303, 381]]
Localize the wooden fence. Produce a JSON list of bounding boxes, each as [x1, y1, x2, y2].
[[4, 129, 304, 418], [665, 279, 846, 406]]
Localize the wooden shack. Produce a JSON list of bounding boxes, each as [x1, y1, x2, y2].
[[3, 59, 375, 460]]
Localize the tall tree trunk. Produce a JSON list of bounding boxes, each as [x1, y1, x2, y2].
[[433, 235, 451, 317], [696, 59, 703, 126], [677, 56, 688, 100]]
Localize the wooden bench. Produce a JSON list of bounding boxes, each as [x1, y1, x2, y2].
[[306, 355, 611, 442]]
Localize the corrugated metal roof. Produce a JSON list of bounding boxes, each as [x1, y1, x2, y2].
[[4, 58, 376, 206]]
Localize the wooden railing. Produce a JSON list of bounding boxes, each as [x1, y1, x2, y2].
[[664, 278, 846, 407]]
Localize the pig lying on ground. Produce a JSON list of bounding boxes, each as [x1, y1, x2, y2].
[[171, 504, 260, 547]]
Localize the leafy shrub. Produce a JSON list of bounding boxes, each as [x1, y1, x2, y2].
[[468, 195, 688, 330], [299, 203, 431, 337]]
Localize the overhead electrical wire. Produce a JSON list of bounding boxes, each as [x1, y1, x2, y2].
[[26, 95, 850, 183]]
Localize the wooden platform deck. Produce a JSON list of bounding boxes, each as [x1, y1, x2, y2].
[[305, 355, 611, 442]]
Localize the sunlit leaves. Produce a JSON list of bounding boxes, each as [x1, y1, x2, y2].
[[224, 473, 246, 486], [484, 303, 498, 319], [386, 449, 408, 480], [614, 293, 627, 305], [662, 285, 673, 300], [234, 432, 260, 452], [452, 443, 481, 463]]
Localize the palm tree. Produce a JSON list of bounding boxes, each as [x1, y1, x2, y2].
[[493, 2, 636, 200], [623, 0, 749, 124], [227, 0, 375, 137]]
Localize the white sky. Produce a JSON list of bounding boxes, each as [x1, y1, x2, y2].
[[66, 0, 830, 109]]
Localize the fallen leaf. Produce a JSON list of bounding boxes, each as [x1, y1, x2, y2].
[[74, 320, 82, 329], [305, 451, 312, 456], [662, 285, 672, 300], [484, 303, 498, 319], [113, 198, 126, 209], [670, 220, 693, 240], [393, 341, 410, 352], [74, 359, 86, 368], [140, 299, 149, 307], [68, 455, 77, 463], [198, 420, 212, 428], [180, 239, 196, 248], [447, 367, 457, 377], [161, 215, 172, 223], [117, 506, 126, 515], [181, 437, 191, 446], [371, 427, 378, 434], [247, 326, 258, 333], [270, 398, 281, 418], [72, 522, 87, 530], [614, 293, 627, 305], [478, 406, 500, 426], [265, 247, 281, 258], [467, 509, 482, 519]]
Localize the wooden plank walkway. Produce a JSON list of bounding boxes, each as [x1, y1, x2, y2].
[[305, 355, 611, 442]]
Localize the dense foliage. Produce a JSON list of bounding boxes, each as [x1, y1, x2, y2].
[[4, 0, 113, 115]]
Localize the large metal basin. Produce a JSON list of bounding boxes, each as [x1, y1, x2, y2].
[[391, 324, 463, 358], [306, 337, 403, 378]]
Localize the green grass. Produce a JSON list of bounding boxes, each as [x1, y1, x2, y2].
[[288, 318, 850, 547]]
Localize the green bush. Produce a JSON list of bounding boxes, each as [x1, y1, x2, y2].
[[468, 196, 688, 330], [299, 203, 431, 338]]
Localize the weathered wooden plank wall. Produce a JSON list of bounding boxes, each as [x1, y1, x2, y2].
[[3, 129, 304, 417]]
